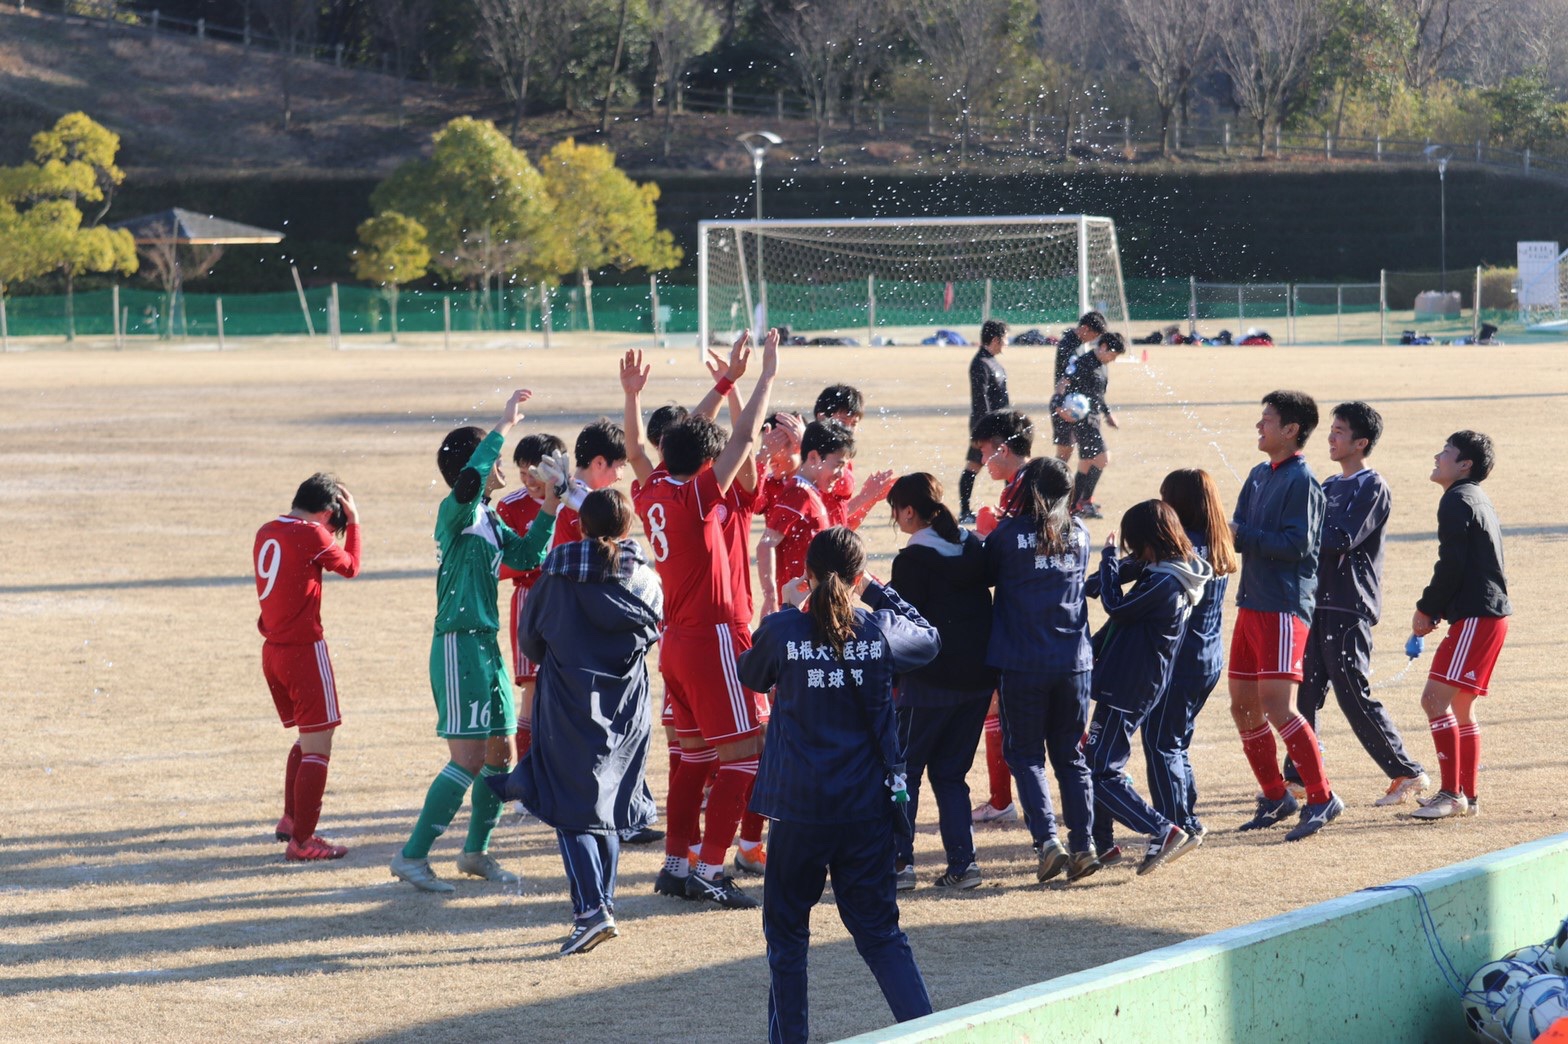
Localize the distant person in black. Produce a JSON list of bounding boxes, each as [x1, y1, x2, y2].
[[1054, 330, 1126, 518], [1050, 310, 1108, 454], [959, 319, 1009, 523]]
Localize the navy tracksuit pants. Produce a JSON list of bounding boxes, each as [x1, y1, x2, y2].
[[1141, 669, 1221, 834], [996, 669, 1094, 853], [763, 816, 932, 1044], [556, 829, 620, 920], [1284, 612, 1423, 785], [1087, 702, 1172, 840], [895, 695, 990, 874]]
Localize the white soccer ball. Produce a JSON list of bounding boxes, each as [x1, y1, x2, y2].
[[1059, 392, 1091, 422], [1499, 973, 1568, 1042], [1464, 960, 1542, 1041], [1504, 944, 1557, 972]]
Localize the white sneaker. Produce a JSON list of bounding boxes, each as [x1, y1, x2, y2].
[[971, 801, 1018, 824], [1410, 790, 1469, 820], [391, 853, 455, 893], [456, 851, 520, 885], [1373, 772, 1431, 807]]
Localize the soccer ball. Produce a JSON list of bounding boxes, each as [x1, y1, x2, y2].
[[1058, 392, 1091, 422], [1551, 916, 1568, 975], [1499, 973, 1568, 1042], [1464, 960, 1543, 1040], [1503, 944, 1556, 971]]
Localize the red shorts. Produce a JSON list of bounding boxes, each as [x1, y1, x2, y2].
[[262, 640, 342, 733], [507, 582, 540, 682], [1428, 616, 1508, 696], [660, 623, 767, 742], [1227, 607, 1309, 681]]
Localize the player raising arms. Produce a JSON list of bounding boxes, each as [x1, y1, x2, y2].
[[254, 473, 361, 861], [634, 330, 781, 908], [391, 390, 561, 893], [1228, 390, 1343, 842], [496, 432, 568, 759], [757, 419, 854, 618], [1410, 431, 1511, 821]]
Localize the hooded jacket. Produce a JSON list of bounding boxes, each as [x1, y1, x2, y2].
[[1174, 528, 1231, 681], [890, 527, 998, 700], [1089, 548, 1213, 715], [983, 514, 1093, 675], [508, 539, 663, 835]]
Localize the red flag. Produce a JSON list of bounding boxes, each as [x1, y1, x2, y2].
[[943, 282, 954, 312]]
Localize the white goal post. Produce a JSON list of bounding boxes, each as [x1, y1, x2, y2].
[[696, 215, 1128, 347]]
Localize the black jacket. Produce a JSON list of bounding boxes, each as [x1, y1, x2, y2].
[[1061, 349, 1112, 417], [890, 528, 998, 700], [968, 346, 1009, 424], [1416, 480, 1511, 622]]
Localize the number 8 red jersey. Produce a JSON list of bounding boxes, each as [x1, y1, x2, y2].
[[631, 467, 735, 630], [254, 516, 362, 645]]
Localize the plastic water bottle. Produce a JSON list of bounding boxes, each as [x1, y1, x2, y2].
[[1405, 634, 1425, 659]]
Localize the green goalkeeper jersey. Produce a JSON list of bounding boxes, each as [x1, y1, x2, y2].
[[433, 430, 556, 635]]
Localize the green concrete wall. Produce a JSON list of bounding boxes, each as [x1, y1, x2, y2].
[[848, 831, 1568, 1044]]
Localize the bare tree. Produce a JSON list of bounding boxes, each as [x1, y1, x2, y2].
[[473, 0, 561, 142], [904, 0, 1013, 164], [1112, 0, 1219, 157], [768, 0, 852, 156], [371, 0, 437, 81], [136, 222, 223, 340], [1391, 0, 1500, 90], [1216, 0, 1340, 158], [251, 0, 319, 131], [842, 0, 897, 129], [647, 0, 721, 158], [1033, 0, 1121, 155], [1450, 0, 1567, 88]]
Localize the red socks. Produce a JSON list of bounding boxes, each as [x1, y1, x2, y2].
[[1278, 715, 1332, 805], [292, 751, 330, 843], [283, 741, 302, 819], [739, 809, 766, 847], [1458, 723, 1480, 800], [1429, 713, 1459, 794], [1240, 724, 1286, 801], [665, 747, 715, 859], [515, 723, 532, 759], [699, 758, 759, 871], [984, 713, 1011, 809]]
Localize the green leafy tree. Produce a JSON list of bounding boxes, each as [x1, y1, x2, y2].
[[1482, 73, 1567, 151], [538, 138, 681, 331], [370, 117, 563, 326], [351, 211, 431, 342]]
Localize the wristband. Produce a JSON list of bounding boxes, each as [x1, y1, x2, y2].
[[714, 375, 735, 396]]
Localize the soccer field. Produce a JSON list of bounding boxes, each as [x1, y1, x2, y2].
[[2, 334, 1565, 1042]]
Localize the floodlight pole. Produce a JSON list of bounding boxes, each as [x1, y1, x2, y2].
[[1438, 156, 1448, 293], [737, 131, 782, 334]]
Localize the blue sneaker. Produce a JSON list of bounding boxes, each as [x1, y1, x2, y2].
[[1238, 791, 1299, 831], [1284, 793, 1345, 841]]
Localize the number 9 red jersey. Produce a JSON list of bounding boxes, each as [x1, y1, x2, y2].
[[254, 516, 362, 645]]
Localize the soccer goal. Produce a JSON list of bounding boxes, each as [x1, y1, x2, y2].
[[696, 216, 1128, 347]]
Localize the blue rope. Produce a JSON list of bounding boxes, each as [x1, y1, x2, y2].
[[1363, 883, 1469, 996]]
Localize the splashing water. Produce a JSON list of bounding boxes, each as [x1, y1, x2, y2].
[[1128, 356, 1244, 487]]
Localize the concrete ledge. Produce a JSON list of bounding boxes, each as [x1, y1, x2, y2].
[[847, 831, 1568, 1044]]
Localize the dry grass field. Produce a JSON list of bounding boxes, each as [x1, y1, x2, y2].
[[2, 333, 1566, 1042]]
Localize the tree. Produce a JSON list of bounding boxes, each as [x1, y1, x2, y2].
[[842, 0, 898, 130], [135, 223, 222, 339], [1113, 0, 1220, 157], [1390, 0, 1499, 90], [1482, 73, 1568, 151], [29, 113, 135, 340], [1216, 0, 1342, 158], [473, 0, 559, 142], [538, 138, 682, 331], [369, 0, 437, 82], [904, 0, 1014, 164], [768, 0, 852, 156], [351, 212, 430, 342], [1030, 0, 1119, 156], [646, 0, 720, 159], [370, 117, 562, 325], [252, 0, 320, 131]]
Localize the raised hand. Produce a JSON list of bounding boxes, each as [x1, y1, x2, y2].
[[727, 330, 753, 380], [501, 389, 532, 429], [337, 488, 359, 524], [760, 326, 780, 377], [865, 469, 896, 499], [620, 349, 650, 395], [781, 575, 811, 610]]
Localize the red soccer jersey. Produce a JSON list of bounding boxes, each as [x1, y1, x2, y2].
[[254, 516, 361, 645], [722, 478, 767, 627], [765, 476, 833, 599], [999, 469, 1027, 516], [496, 490, 546, 588], [633, 467, 735, 629]]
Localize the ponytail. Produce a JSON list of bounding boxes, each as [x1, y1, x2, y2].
[[1014, 457, 1073, 556], [887, 472, 961, 542], [579, 487, 634, 569], [804, 527, 865, 659]]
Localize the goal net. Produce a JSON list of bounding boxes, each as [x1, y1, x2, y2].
[[696, 216, 1127, 346]]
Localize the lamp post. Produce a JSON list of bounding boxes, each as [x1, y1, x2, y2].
[[737, 131, 782, 333], [1438, 155, 1449, 292]]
